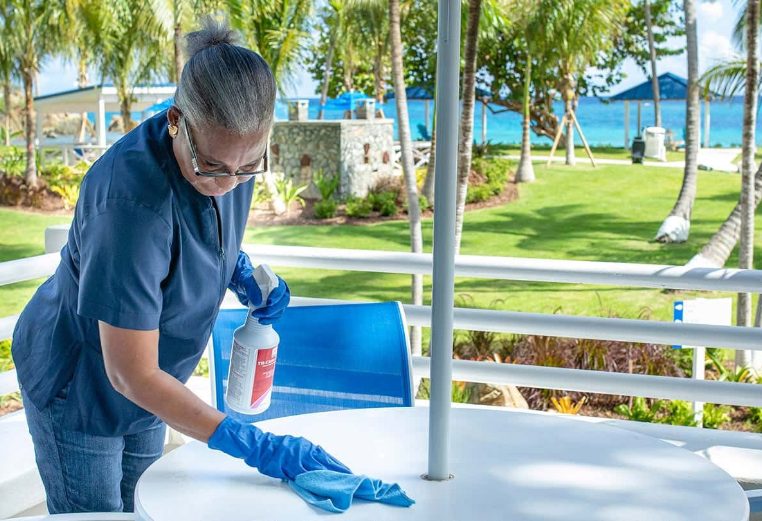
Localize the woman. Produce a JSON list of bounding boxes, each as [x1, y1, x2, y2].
[[12, 19, 348, 514]]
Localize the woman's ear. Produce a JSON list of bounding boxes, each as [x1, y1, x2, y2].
[[167, 106, 181, 128]]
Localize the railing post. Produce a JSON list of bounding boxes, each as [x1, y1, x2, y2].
[[427, 0, 461, 482]]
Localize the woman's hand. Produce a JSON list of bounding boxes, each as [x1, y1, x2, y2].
[[208, 417, 352, 481], [228, 251, 290, 324]]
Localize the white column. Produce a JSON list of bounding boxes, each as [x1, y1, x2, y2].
[[97, 96, 106, 148], [637, 101, 642, 136], [624, 101, 630, 149], [35, 111, 42, 148], [428, 0, 461, 482], [703, 99, 711, 148], [481, 100, 487, 145], [424, 99, 430, 134], [692, 346, 706, 426]]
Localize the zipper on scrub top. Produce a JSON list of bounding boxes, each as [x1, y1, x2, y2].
[[210, 196, 226, 294]]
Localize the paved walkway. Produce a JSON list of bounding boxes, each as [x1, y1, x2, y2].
[[500, 147, 742, 173]]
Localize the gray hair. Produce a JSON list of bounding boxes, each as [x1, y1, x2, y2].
[[175, 17, 276, 135]]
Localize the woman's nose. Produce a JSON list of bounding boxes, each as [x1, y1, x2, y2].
[[216, 176, 238, 192]]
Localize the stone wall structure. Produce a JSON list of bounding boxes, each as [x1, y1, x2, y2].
[[269, 101, 396, 199]]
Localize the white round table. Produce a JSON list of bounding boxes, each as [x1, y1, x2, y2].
[[135, 407, 749, 520]]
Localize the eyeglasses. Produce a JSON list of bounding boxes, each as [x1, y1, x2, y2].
[[182, 117, 268, 178]]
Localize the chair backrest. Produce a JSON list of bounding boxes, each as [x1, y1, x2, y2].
[[209, 302, 414, 422], [748, 489, 762, 515]]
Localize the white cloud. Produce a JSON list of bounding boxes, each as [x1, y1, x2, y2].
[[699, 30, 736, 68], [698, 2, 724, 19]]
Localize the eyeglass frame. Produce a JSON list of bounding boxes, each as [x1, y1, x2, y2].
[[181, 116, 269, 178]]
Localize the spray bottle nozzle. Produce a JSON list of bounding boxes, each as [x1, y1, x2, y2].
[[251, 264, 279, 313]]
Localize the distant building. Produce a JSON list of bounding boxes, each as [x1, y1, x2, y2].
[[270, 99, 396, 199]]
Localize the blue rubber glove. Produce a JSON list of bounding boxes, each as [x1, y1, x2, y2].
[[228, 251, 290, 325], [208, 417, 352, 481]]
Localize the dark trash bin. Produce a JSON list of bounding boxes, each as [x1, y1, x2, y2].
[[631, 136, 645, 164]]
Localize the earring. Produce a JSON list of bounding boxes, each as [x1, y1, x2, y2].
[[168, 123, 179, 138]]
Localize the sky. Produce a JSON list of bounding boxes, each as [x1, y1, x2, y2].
[[37, 0, 740, 99]]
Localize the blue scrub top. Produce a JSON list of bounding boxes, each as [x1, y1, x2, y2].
[[12, 111, 254, 436]]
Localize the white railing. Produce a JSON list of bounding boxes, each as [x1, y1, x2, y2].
[[2, 244, 762, 409]]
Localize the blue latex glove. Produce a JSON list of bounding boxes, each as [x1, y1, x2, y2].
[[228, 251, 290, 325], [288, 470, 415, 513], [208, 417, 352, 481]]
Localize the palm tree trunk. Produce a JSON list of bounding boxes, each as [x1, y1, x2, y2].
[[516, 55, 535, 183], [454, 0, 483, 254], [389, 0, 423, 356], [373, 48, 385, 103], [22, 70, 37, 187], [689, 162, 762, 268], [422, 112, 436, 204], [562, 77, 576, 166], [644, 0, 661, 128], [737, 0, 760, 370], [3, 81, 11, 147], [77, 58, 89, 144], [318, 32, 337, 120], [120, 97, 134, 132], [174, 23, 184, 84], [655, 0, 699, 243]]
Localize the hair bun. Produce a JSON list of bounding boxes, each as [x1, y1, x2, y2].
[[185, 16, 239, 57]]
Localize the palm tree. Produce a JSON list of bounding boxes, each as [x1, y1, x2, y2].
[[690, 59, 762, 265], [317, 0, 345, 120], [453, 0, 485, 253], [515, 1, 547, 184], [389, 0, 423, 355], [654, 0, 699, 242], [228, 0, 313, 96], [539, 0, 627, 167], [0, 1, 16, 147], [644, 0, 661, 127], [514, 54, 535, 183], [98, 1, 171, 131], [345, 0, 389, 103], [6, 0, 68, 187], [738, 0, 759, 370], [150, 0, 225, 83], [63, 0, 112, 142]]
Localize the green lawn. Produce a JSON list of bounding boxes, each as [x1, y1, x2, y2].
[[0, 209, 71, 317], [0, 163, 757, 325], [490, 144, 685, 162]]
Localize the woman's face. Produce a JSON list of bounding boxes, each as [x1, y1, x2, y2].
[[168, 107, 268, 197]]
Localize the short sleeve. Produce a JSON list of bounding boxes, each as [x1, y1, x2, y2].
[[77, 200, 172, 330]]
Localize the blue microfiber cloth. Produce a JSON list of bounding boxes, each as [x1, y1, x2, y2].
[[287, 470, 415, 513]]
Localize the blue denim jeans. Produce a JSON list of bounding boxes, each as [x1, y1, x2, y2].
[[21, 383, 166, 513]]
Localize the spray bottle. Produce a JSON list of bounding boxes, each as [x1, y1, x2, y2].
[[225, 264, 280, 415]]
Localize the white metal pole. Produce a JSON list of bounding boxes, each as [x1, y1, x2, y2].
[[97, 96, 106, 148], [427, 0, 461, 482], [637, 101, 642, 136], [425, 99, 430, 134], [693, 346, 705, 426], [624, 101, 630, 149], [481, 100, 487, 145]]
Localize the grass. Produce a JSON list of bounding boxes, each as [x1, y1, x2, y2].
[[489, 144, 685, 162], [0, 163, 758, 326], [0, 208, 71, 317]]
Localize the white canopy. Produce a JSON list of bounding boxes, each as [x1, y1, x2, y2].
[[34, 84, 176, 147]]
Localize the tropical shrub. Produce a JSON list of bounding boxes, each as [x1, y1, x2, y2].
[[313, 170, 341, 200], [313, 197, 338, 219], [345, 196, 372, 218]]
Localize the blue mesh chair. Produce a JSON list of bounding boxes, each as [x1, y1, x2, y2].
[[209, 302, 414, 422]]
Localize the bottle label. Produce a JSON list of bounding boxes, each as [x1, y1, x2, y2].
[[250, 345, 278, 408]]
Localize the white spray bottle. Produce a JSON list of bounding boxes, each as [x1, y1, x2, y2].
[[225, 264, 280, 415]]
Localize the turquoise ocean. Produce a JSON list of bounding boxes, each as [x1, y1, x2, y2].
[[276, 96, 758, 148]]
